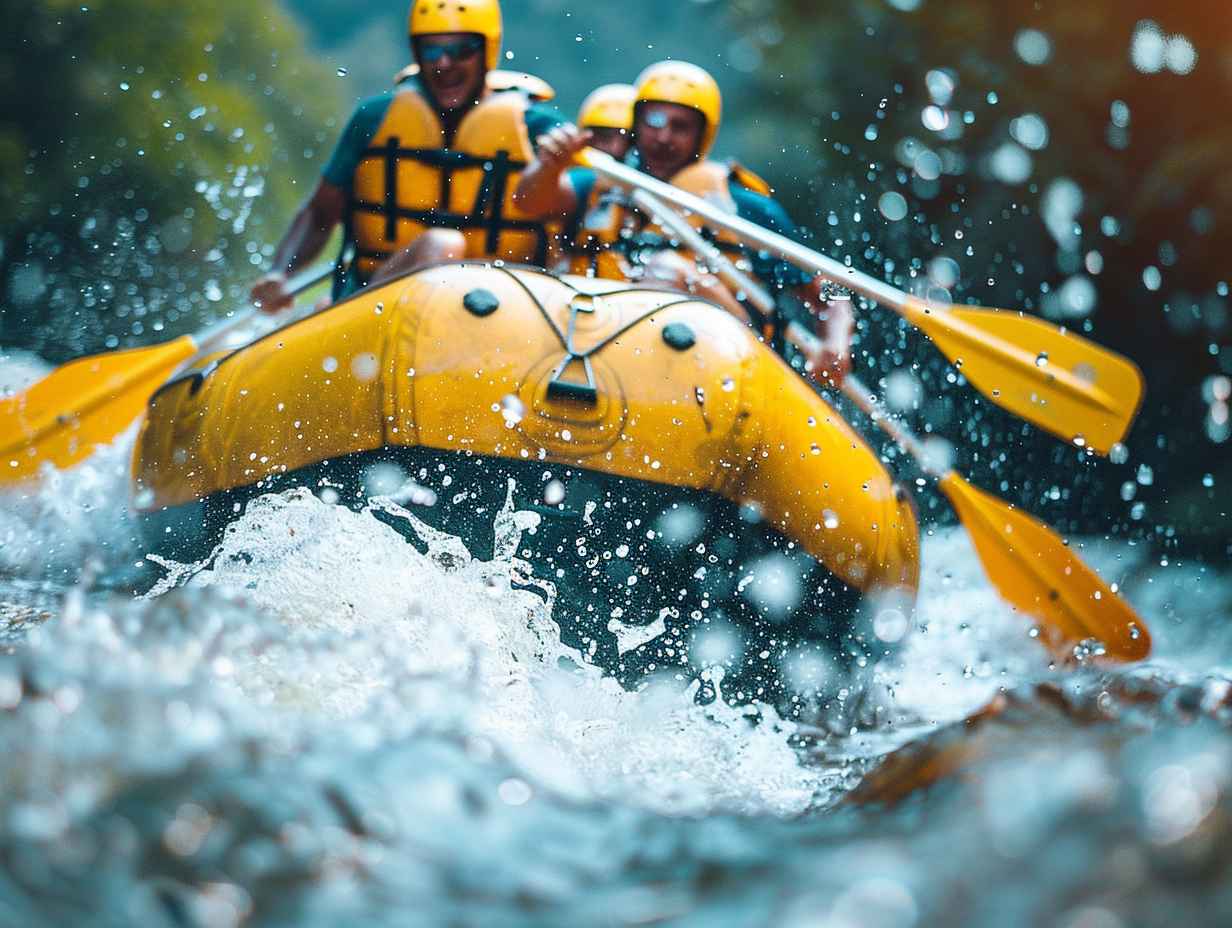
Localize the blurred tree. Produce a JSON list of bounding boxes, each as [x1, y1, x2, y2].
[[0, 0, 342, 358], [731, 0, 1231, 542]]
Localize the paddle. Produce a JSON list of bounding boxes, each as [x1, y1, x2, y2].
[[634, 187, 1151, 662], [578, 149, 1145, 456], [1, 263, 333, 482]]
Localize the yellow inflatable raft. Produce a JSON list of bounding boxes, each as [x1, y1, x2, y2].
[[134, 264, 918, 694]]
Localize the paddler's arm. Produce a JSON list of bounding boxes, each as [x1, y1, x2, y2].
[[250, 180, 345, 313], [513, 124, 593, 218], [799, 276, 854, 386], [251, 93, 391, 313], [730, 186, 855, 384]]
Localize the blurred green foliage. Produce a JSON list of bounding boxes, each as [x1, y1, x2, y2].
[[0, 0, 342, 357]]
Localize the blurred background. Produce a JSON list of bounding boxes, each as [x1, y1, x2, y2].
[[1, 0, 1228, 547]]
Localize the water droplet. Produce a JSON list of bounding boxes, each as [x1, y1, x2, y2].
[[721, 377, 735, 392], [822, 510, 840, 530], [322, 356, 338, 373], [1203, 473, 1215, 488], [350, 352, 379, 382], [878, 191, 908, 222], [499, 394, 525, 427], [543, 479, 565, 505], [1035, 351, 1049, 367], [810, 444, 821, 456], [336, 67, 349, 77]]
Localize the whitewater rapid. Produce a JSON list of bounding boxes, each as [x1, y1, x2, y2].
[[1, 402, 1229, 925]]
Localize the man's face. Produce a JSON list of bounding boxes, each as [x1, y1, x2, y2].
[[415, 32, 486, 111], [588, 127, 631, 160], [634, 102, 705, 179]]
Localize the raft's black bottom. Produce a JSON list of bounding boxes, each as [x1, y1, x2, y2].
[[141, 448, 876, 707]]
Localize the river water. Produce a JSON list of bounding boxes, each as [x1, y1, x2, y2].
[[1, 355, 1230, 926]]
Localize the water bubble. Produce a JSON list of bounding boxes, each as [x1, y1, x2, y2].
[[1014, 28, 1053, 65], [721, 377, 735, 392], [921, 105, 949, 132], [350, 352, 379, 383], [740, 553, 804, 618], [498, 394, 525, 426], [874, 608, 909, 643], [1131, 21, 1166, 74], [1054, 275, 1097, 318], [361, 462, 407, 498], [1136, 464, 1154, 486], [321, 356, 338, 374], [885, 370, 923, 411], [1120, 481, 1137, 502], [1165, 36, 1198, 75], [925, 69, 956, 106], [878, 191, 909, 221], [1010, 113, 1050, 151], [913, 148, 943, 182], [928, 256, 960, 288], [822, 510, 840, 530], [1202, 473, 1214, 488], [989, 143, 1032, 184], [921, 437, 954, 473], [1143, 265, 1162, 291], [543, 479, 566, 505], [319, 487, 340, 505], [336, 67, 349, 77], [1109, 442, 1129, 464], [497, 778, 532, 806], [1035, 352, 1049, 367]]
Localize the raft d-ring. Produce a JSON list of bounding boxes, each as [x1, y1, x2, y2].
[[546, 354, 599, 404]]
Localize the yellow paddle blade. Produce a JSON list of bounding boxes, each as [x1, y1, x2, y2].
[[938, 473, 1151, 663], [900, 298, 1145, 455], [0, 336, 197, 482]]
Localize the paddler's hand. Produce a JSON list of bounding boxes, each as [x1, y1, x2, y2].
[[250, 271, 294, 314], [534, 124, 594, 172], [807, 339, 852, 387]]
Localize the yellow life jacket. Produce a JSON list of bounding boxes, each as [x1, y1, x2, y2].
[[567, 159, 773, 280], [348, 87, 548, 279]]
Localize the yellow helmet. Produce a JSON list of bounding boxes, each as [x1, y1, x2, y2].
[[408, 0, 503, 71], [578, 84, 637, 131], [633, 61, 722, 160]]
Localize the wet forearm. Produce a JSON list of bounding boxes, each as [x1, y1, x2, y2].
[[514, 161, 573, 218], [269, 204, 335, 274]]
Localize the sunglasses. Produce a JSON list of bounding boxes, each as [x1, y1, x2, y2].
[[417, 36, 485, 65]]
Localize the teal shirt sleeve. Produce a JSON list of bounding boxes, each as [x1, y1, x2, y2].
[[730, 185, 814, 289], [322, 93, 395, 189], [566, 166, 596, 205], [524, 102, 567, 150]]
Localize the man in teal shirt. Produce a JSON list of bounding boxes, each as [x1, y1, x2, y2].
[[251, 0, 569, 311]]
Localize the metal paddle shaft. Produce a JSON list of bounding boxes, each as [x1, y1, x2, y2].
[[582, 149, 1145, 455], [1, 262, 333, 482]]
